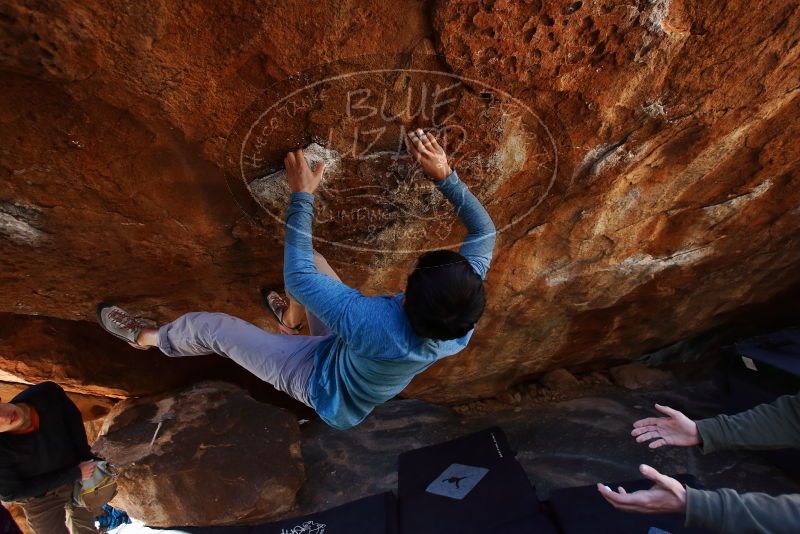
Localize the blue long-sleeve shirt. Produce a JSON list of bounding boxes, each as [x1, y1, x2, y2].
[[284, 171, 496, 429]]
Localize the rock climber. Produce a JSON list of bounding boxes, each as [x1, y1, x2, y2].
[[0, 382, 98, 533], [597, 394, 800, 533], [96, 128, 496, 430]]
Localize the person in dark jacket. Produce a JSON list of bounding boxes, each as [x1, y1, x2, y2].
[[0, 382, 98, 533], [0, 503, 21, 534], [597, 393, 800, 534]]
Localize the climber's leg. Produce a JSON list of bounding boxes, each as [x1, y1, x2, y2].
[[97, 303, 320, 405], [263, 289, 304, 335], [154, 312, 321, 405], [285, 251, 341, 337], [136, 328, 159, 347]]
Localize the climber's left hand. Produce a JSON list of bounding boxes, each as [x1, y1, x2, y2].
[[285, 149, 325, 193], [597, 464, 687, 515]]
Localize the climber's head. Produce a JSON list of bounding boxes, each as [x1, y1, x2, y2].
[[403, 250, 486, 341]]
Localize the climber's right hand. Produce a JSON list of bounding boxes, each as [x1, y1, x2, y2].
[[285, 149, 325, 194], [405, 129, 452, 182]]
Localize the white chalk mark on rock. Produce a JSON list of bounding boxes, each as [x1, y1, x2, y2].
[[0, 202, 44, 246], [544, 245, 714, 287], [702, 179, 773, 221], [613, 246, 713, 276], [642, 100, 666, 117], [487, 112, 529, 195], [645, 0, 670, 34], [249, 143, 342, 206]]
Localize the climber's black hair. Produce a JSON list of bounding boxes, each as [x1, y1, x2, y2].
[[403, 250, 486, 341]]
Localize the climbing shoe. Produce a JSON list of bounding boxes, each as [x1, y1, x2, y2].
[[96, 302, 151, 349], [262, 289, 303, 335]]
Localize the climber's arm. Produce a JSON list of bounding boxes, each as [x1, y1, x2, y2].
[[436, 171, 496, 280], [284, 192, 382, 338], [282, 150, 382, 340], [405, 129, 496, 279]]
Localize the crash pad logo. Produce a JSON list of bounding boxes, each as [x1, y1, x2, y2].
[[280, 520, 326, 534], [225, 54, 558, 253], [426, 463, 489, 500]]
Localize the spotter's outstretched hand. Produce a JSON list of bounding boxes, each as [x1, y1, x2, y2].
[[631, 404, 701, 449], [597, 464, 687, 515], [405, 128, 452, 182], [285, 149, 325, 193]]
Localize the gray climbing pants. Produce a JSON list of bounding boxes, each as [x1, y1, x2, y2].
[[157, 252, 339, 408]]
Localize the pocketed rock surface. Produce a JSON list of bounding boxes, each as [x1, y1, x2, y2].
[[0, 0, 798, 402]]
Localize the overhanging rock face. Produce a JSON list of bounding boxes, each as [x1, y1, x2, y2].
[[0, 0, 799, 403], [92, 382, 305, 526]]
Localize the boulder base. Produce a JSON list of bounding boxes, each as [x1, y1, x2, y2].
[[609, 363, 673, 390], [92, 382, 304, 527]]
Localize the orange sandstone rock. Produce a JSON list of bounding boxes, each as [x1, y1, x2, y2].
[[0, 0, 798, 403]]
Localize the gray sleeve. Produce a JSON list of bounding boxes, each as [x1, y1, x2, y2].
[[685, 487, 800, 534], [695, 392, 800, 453]]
